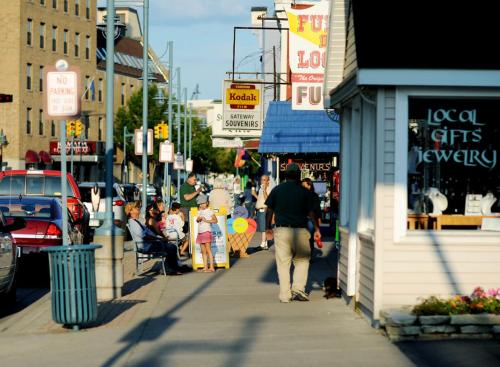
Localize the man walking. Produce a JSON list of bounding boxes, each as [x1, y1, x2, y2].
[[265, 163, 321, 303]]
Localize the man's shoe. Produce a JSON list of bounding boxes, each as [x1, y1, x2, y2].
[[291, 290, 310, 302], [280, 298, 291, 303], [259, 242, 269, 250]]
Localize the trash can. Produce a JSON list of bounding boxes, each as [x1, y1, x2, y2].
[[43, 244, 102, 330]]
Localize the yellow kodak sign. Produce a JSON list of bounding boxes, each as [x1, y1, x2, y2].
[[225, 84, 260, 109]]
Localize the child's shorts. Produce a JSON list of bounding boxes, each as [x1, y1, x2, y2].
[[196, 231, 212, 244]]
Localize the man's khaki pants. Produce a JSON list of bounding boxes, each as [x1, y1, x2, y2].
[[273, 227, 311, 302]]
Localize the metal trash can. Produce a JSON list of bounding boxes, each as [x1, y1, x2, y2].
[[43, 244, 102, 330]]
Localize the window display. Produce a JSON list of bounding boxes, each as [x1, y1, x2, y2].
[[407, 98, 500, 230]]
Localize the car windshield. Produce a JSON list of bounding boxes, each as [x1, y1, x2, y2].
[[0, 175, 73, 197], [0, 201, 55, 219]]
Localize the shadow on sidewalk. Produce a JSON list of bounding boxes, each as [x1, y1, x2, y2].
[[100, 271, 243, 367]]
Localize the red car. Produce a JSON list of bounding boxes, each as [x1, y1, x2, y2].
[[0, 196, 82, 255], [0, 169, 90, 241]]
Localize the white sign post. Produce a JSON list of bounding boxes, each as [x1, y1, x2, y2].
[[44, 59, 81, 247], [159, 142, 174, 163], [173, 152, 185, 170], [134, 128, 153, 155]]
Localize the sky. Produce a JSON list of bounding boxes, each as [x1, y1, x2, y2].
[[98, 0, 276, 100]]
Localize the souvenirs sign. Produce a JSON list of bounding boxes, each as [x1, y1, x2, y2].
[[222, 80, 264, 137]]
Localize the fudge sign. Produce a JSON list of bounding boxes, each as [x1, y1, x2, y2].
[[222, 80, 263, 135]]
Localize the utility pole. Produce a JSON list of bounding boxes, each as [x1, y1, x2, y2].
[[183, 87, 187, 181], [165, 41, 174, 207], [141, 0, 150, 219], [176, 67, 182, 192]]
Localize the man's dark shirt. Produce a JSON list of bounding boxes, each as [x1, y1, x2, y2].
[[265, 180, 313, 228], [179, 183, 197, 208]]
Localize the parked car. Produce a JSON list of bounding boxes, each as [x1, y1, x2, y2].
[[78, 182, 127, 229], [118, 183, 140, 203], [0, 196, 83, 255], [0, 169, 90, 242], [136, 184, 160, 205], [0, 214, 25, 304]]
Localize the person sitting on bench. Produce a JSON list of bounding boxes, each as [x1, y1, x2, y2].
[[126, 203, 185, 275]]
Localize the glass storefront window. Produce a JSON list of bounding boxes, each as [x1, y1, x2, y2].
[[407, 98, 500, 230]]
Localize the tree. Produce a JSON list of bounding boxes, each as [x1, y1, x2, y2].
[[115, 85, 236, 181]]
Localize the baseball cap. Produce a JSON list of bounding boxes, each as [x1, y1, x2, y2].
[[196, 193, 208, 205]]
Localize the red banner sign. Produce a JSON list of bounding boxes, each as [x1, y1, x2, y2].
[[49, 140, 102, 155]]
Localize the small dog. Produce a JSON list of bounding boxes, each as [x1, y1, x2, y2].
[[323, 277, 341, 299]]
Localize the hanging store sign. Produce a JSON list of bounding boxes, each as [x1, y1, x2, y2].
[[212, 138, 244, 148], [221, 80, 264, 137], [286, 1, 330, 110]]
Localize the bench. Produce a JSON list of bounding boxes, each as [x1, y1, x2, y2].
[[127, 223, 170, 276]]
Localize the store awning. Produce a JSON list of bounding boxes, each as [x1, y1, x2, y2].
[[39, 151, 52, 164], [25, 150, 40, 164], [258, 101, 340, 154]]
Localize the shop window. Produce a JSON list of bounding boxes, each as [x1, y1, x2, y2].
[[407, 98, 500, 230]]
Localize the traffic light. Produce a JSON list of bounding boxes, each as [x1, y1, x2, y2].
[[161, 123, 168, 139], [154, 124, 161, 139], [66, 121, 76, 137], [0, 94, 13, 103], [74, 120, 83, 137]]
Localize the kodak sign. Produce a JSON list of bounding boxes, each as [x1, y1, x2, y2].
[[225, 84, 260, 110]]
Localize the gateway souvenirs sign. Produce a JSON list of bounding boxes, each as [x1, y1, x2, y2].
[[222, 80, 263, 137], [287, 1, 330, 110]]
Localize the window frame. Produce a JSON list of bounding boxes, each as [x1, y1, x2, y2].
[[27, 108, 32, 135], [39, 65, 44, 92], [27, 19, 33, 46], [39, 109, 44, 136], [63, 29, 68, 54], [51, 26, 57, 52], [26, 63, 32, 90], [74, 32, 80, 57]]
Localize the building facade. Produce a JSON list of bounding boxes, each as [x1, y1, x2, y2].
[[0, 2, 168, 183]]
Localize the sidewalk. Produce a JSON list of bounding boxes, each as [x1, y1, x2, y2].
[[0, 238, 425, 366]]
